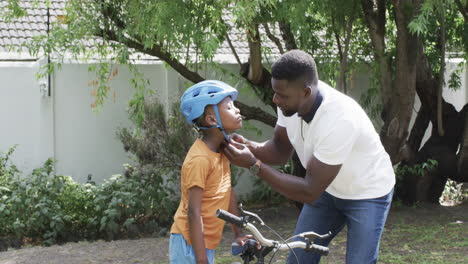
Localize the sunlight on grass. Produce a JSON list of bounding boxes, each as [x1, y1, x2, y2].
[[215, 203, 468, 264], [378, 214, 467, 264]]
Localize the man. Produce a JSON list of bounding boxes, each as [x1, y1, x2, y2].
[[223, 50, 395, 264]]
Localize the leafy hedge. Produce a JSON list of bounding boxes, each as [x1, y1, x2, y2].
[[0, 99, 193, 248], [0, 150, 176, 247]]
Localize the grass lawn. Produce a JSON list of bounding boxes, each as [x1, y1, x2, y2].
[[213, 201, 468, 264], [1, 201, 465, 264]]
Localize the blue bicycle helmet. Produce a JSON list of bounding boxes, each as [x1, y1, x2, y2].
[[180, 80, 238, 141]]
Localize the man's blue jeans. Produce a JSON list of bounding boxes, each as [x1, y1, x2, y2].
[[287, 189, 393, 264]]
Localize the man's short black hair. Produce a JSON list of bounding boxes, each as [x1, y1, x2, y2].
[[271, 50, 318, 87]]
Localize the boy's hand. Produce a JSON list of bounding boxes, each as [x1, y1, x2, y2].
[[235, 234, 250, 246], [196, 258, 209, 264], [235, 234, 261, 250]]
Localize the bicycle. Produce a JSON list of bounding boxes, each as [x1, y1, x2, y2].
[[216, 205, 331, 264]]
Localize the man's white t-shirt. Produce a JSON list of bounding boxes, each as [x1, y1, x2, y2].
[[277, 81, 395, 199]]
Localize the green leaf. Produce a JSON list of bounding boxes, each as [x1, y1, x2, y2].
[[0, 186, 11, 192]]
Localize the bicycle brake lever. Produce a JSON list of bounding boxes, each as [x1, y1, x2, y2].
[[239, 203, 265, 225], [301, 231, 332, 240]]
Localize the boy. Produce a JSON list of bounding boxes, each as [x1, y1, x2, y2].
[[170, 80, 247, 264]]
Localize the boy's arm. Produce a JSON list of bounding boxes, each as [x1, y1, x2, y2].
[[228, 190, 248, 244], [188, 186, 209, 264]]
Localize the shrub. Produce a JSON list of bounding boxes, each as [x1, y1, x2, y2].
[[117, 98, 196, 180], [0, 96, 238, 250], [0, 158, 86, 245], [0, 98, 193, 247], [241, 162, 291, 207], [0, 158, 178, 246], [393, 159, 439, 203], [0, 145, 19, 188]]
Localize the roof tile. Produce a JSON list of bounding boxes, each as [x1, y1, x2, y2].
[[1, 0, 281, 61]]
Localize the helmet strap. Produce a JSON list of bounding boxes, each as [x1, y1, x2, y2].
[[197, 105, 230, 142]]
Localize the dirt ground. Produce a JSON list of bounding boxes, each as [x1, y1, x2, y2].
[[0, 202, 467, 264]]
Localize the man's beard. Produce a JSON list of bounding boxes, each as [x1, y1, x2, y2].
[[281, 109, 297, 117]]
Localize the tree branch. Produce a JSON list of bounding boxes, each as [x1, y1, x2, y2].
[[455, 0, 468, 21], [333, 19, 345, 92], [263, 23, 284, 54], [101, 6, 204, 83], [100, 6, 277, 127], [108, 29, 277, 126], [103, 29, 205, 83], [334, 10, 356, 94], [225, 33, 242, 66], [247, 24, 264, 84], [437, 2, 446, 136], [234, 101, 276, 127], [340, 13, 355, 95], [361, 0, 392, 121], [278, 21, 297, 50]]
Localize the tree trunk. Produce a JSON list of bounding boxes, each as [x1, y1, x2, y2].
[[455, 106, 468, 182], [361, 0, 419, 164], [361, 0, 393, 120], [361, 0, 468, 203], [396, 41, 468, 204], [379, 0, 420, 164], [240, 63, 276, 111]]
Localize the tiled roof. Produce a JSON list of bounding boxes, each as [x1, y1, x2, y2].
[[0, 0, 65, 53], [0, 0, 280, 62]]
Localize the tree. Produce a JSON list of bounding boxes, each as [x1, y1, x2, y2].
[[3, 0, 467, 203]]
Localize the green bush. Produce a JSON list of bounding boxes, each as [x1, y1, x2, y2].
[[0, 97, 224, 249], [393, 159, 439, 204], [241, 162, 291, 207], [89, 168, 177, 240], [0, 157, 177, 246], [0, 157, 85, 245], [0, 145, 19, 187], [0, 99, 192, 247], [117, 98, 196, 182]]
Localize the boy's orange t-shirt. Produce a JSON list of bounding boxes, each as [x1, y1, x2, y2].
[[170, 138, 232, 250]]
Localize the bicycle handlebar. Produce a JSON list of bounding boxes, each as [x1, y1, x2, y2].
[[216, 209, 329, 256], [307, 243, 329, 255], [215, 209, 244, 227]]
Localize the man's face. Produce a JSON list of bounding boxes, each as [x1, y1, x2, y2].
[[271, 78, 303, 117]]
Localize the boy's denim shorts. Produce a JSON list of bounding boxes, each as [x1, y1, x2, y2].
[[169, 233, 215, 264]]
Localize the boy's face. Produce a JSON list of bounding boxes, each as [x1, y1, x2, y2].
[[217, 96, 242, 133]]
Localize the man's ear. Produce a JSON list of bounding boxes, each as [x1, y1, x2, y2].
[[304, 86, 311, 97]]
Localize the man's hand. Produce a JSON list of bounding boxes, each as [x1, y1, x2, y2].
[[223, 141, 257, 168], [230, 133, 247, 144]]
